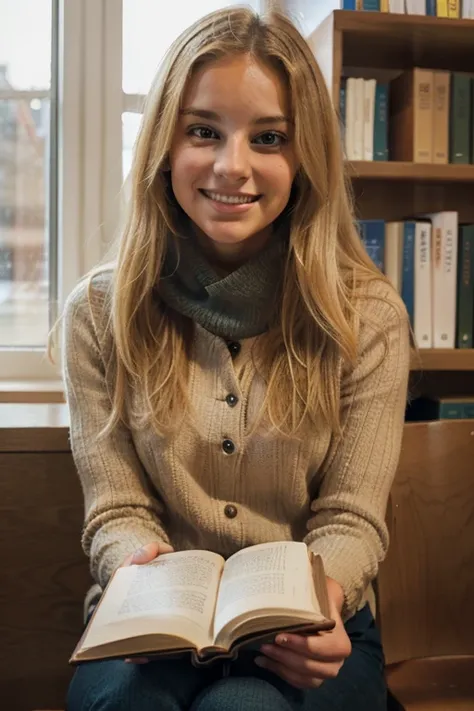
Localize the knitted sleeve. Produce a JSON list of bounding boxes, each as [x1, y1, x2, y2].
[[62, 273, 170, 588], [304, 279, 410, 620]]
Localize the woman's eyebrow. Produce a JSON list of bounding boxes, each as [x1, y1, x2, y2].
[[179, 107, 292, 124]]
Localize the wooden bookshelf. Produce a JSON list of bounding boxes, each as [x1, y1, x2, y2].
[[412, 349, 474, 372], [311, 11, 474, 394], [346, 161, 474, 183]]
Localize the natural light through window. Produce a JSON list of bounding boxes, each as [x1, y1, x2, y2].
[[0, 0, 54, 349]]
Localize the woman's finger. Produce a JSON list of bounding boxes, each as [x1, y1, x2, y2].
[[260, 643, 342, 680], [255, 656, 323, 689], [274, 631, 351, 662]]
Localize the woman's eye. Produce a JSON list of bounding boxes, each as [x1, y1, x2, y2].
[[253, 131, 287, 147], [188, 126, 218, 140]]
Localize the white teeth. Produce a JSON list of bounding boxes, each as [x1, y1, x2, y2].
[[205, 191, 256, 204]]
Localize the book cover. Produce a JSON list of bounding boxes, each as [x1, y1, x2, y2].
[[406, 0, 426, 12], [374, 83, 389, 161], [390, 68, 434, 163], [456, 225, 474, 348], [359, 220, 385, 272], [401, 221, 416, 326], [380, 0, 389, 10], [353, 78, 365, 160], [449, 73, 471, 164], [437, 0, 449, 15], [342, 0, 357, 8], [432, 71, 450, 164], [385, 222, 404, 292], [389, 0, 405, 9], [345, 78, 357, 160], [414, 221, 433, 348], [362, 0, 380, 8], [430, 211, 458, 348], [447, 0, 460, 16], [363, 79, 376, 160], [426, 0, 436, 14]]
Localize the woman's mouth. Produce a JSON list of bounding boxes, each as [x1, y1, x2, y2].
[[199, 189, 261, 205]]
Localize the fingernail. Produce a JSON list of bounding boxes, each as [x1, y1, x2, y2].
[[276, 635, 288, 645], [260, 644, 271, 653], [255, 656, 266, 668], [131, 547, 145, 563]]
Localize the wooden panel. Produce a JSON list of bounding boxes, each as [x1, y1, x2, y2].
[[378, 421, 474, 665], [411, 350, 474, 372], [334, 10, 474, 73], [0, 452, 91, 711], [347, 161, 474, 183], [0, 404, 70, 452]]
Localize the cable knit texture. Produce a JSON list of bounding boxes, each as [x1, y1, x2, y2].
[[63, 265, 410, 621]]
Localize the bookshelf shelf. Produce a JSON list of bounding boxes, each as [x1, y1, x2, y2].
[[346, 161, 474, 183], [329, 10, 474, 74], [411, 349, 474, 371]]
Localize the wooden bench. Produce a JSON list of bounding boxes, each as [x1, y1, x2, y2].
[[378, 420, 474, 710]]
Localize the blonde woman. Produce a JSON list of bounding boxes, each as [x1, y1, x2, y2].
[[65, 7, 409, 711]]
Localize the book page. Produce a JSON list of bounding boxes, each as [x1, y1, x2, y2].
[[80, 550, 224, 653], [213, 542, 321, 641]]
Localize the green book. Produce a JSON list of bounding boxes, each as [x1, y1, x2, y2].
[[456, 225, 474, 348], [449, 73, 471, 164]]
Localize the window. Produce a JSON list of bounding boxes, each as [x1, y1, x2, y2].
[[0, 0, 56, 349], [122, 1, 261, 179]]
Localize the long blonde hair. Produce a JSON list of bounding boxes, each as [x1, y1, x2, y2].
[[89, 7, 393, 438]]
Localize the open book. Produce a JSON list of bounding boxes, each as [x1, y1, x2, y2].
[[70, 541, 335, 666]]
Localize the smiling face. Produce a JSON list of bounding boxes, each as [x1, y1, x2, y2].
[[169, 53, 298, 268]]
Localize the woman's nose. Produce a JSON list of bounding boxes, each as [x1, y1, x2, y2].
[[213, 137, 251, 182]]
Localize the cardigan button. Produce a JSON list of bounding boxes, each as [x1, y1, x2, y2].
[[228, 341, 241, 358], [225, 394, 239, 408], [224, 504, 238, 519], [222, 439, 236, 455]]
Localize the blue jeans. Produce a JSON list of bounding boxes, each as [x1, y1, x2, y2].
[[67, 604, 387, 711]]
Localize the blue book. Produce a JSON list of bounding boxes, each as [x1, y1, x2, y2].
[[363, 0, 380, 8], [340, 79, 346, 137], [426, 0, 436, 14], [342, 0, 356, 8], [374, 84, 389, 161], [401, 222, 416, 327], [359, 220, 385, 272]]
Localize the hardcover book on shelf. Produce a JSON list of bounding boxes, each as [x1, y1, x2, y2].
[[390, 69, 434, 163]]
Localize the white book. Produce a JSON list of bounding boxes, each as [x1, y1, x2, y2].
[[389, 0, 405, 11], [462, 0, 474, 17], [429, 212, 458, 349], [345, 78, 357, 160], [385, 222, 404, 293], [363, 79, 376, 161], [414, 222, 432, 349], [405, 0, 425, 13], [353, 78, 365, 161]]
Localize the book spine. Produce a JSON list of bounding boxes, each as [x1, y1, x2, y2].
[[374, 83, 389, 160], [401, 221, 416, 326], [439, 402, 465, 419], [447, 0, 460, 16], [363, 79, 376, 160], [414, 69, 434, 162], [426, 0, 436, 14], [449, 73, 471, 164], [464, 402, 474, 418], [359, 220, 385, 272], [340, 79, 346, 152], [342, 0, 357, 8], [437, 0, 449, 15], [432, 212, 458, 348], [432, 71, 450, 164], [414, 222, 433, 348], [353, 78, 365, 160], [456, 225, 474, 348], [406, 0, 426, 12], [385, 222, 404, 292], [362, 0, 380, 8], [345, 78, 356, 159], [380, 0, 389, 10]]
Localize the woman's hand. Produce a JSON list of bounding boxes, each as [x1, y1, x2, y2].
[[122, 541, 174, 664], [255, 577, 351, 689]]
